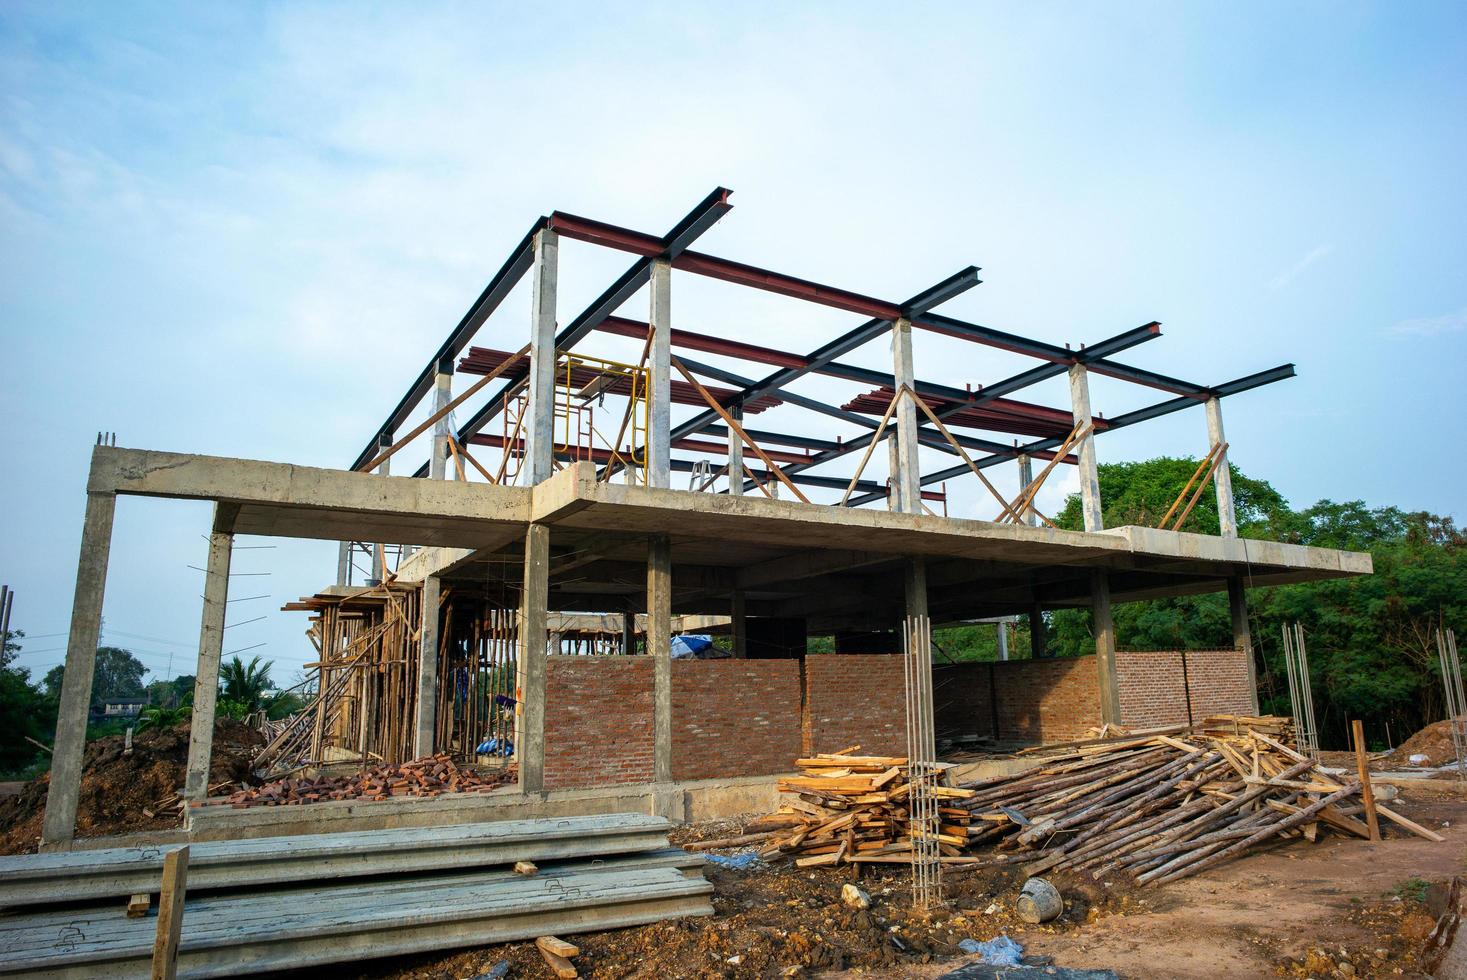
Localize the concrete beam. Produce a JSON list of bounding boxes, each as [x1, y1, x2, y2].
[[516, 524, 550, 793], [1091, 570, 1121, 724], [1206, 397, 1236, 538], [525, 228, 559, 486], [891, 317, 922, 515], [647, 259, 672, 489], [414, 574, 442, 757], [41, 491, 117, 847], [184, 506, 236, 802], [1069, 363, 1103, 532], [648, 535, 673, 783]]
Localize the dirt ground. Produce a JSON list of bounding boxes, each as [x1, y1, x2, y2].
[[346, 789, 1467, 980], [0, 720, 262, 854]]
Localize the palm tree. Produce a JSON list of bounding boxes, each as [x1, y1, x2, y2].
[[220, 655, 273, 712], [137, 704, 191, 732]]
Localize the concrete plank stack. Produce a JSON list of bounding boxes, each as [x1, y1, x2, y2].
[[0, 813, 711, 977]]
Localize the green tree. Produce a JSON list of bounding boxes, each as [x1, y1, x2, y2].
[[137, 704, 191, 732], [220, 655, 273, 712], [42, 647, 147, 701]]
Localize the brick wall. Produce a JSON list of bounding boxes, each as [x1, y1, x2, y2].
[[1117, 651, 1190, 728], [1184, 649, 1255, 719], [993, 658, 1102, 742], [804, 654, 908, 756], [672, 660, 803, 780], [935, 650, 1255, 740], [542, 657, 654, 790], [934, 662, 993, 740]]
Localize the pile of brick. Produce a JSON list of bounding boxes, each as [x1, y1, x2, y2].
[[211, 754, 516, 808]]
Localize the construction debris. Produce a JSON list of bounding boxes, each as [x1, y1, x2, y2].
[[211, 754, 513, 808]]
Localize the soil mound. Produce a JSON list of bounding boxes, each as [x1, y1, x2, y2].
[[0, 720, 263, 855], [1385, 719, 1463, 768]]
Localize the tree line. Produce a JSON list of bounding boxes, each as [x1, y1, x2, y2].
[[0, 640, 303, 778]]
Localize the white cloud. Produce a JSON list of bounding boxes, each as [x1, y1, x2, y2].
[[1268, 243, 1332, 291], [1388, 307, 1467, 338]]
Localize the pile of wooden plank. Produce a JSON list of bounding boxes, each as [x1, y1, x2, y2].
[[210, 754, 514, 808], [956, 723, 1441, 884], [744, 747, 979, 866], [742, 720, 1439, 885]]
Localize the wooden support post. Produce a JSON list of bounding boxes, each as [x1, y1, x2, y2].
[[150, 845, 189, 980], [1352, 719, 1382, 841]]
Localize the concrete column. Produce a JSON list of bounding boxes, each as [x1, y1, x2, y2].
[[996, 620, 1009, 661], [1068, 363, 1103, 532], [525, 228, 559, 486], [648, 535, 673, 783], [184, 513, 234, 802], [1029, 603, 1046, 659], [430, 366, 454, 482], [727, 405, 745, 496], [371, 432, 391, 584], [730, 590, 747, 658], [1205, 397, 1236, 538], [647, 259, 672, 489], [336, 541, 351, 587], [622, 609, 636, 655], [1017, 453, 1038, 527], [1228, 577, 1260, 713], [41, 490, 117, 847], [1091, 570, 1121, 724], [891, 317, 922, 515], [414, 574, 442, 757], [887, 437, 903, 512], [516, 524, 550, 793]]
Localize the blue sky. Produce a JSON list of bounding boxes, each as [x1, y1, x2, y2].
[[2, 2, 1464, 684]]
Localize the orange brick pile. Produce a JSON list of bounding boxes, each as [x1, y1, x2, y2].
[[212, 754, 516, 808]]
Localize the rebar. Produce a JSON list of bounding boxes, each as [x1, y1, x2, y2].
[[903, 613, 941, 910], [1437, 628, 1466, 782], [1281, 622, 1319, 759]]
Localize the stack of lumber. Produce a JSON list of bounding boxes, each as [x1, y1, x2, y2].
[[749, 747, 979, 866], [956, 724, 1441, 884], [212, 754, 513, 808], [0, 813, 712, 977]]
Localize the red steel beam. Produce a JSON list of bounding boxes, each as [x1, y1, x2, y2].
[[549, 212, 904, 321], [598, 315, 810, 370]]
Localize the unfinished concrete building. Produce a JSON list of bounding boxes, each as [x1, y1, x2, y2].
[[39, 188, 1371, 849]]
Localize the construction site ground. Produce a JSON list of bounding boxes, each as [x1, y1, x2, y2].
[[316, 785, 1463, 980]]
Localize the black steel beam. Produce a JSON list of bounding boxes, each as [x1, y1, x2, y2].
[[843, 364, 1299, 506], [350, 218, 546, 471], [410, 188, 735, 477]]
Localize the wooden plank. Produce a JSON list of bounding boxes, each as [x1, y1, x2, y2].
[[537, 935, 580, 958], [150, 846, 188, 980], [1352, 719, 1382, 841], [127, 893, 151, 918]]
